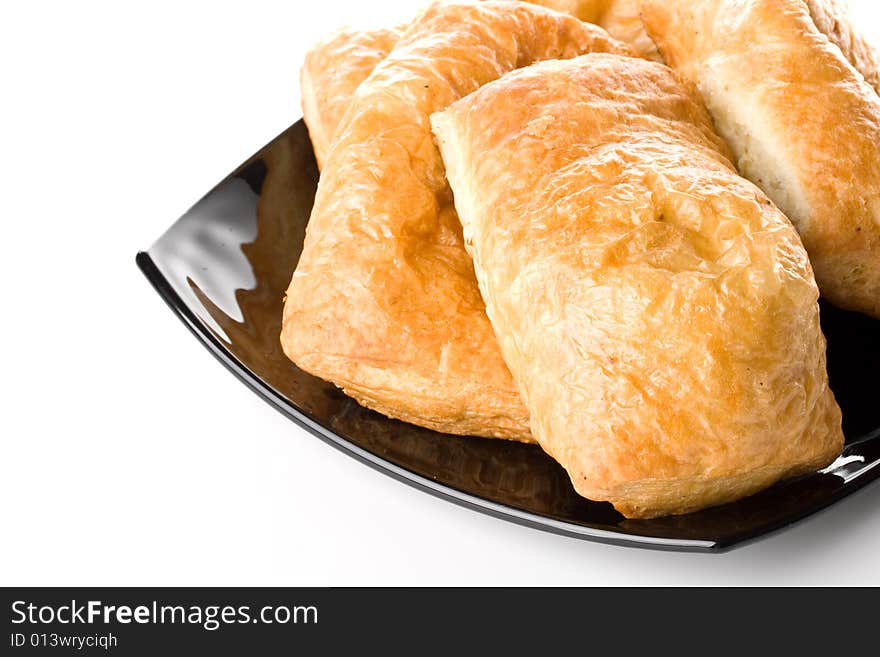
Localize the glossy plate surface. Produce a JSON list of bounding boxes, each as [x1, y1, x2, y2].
[[138, 121, 880, 551]]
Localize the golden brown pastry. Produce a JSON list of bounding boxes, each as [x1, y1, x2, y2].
[[299, 0, 661, 168], [805, 0, 880, 94], [282, 2, 631, 440], [431, 53, 843, 518], [297, 1, 657, 169], [529, 0, 662, 60], [301, 26, 402, 169], [641, 0, 880, 318]]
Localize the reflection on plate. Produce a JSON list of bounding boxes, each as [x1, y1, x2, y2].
[[137, 120, 880, 551]]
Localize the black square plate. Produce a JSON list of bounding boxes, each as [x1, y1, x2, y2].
[[137, 121, 880, 551]]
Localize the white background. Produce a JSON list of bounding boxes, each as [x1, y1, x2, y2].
[[2, 0, 879, 586]]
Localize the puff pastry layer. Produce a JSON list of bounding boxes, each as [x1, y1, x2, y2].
[[432, 54, 843, 518], [642, 0, 880, 318], [299, 0, 660, 170], [531, 0, 661, 60], [301, 26, 402, 169], [282, 1, 630, 440], [805, 0, 880, 94]]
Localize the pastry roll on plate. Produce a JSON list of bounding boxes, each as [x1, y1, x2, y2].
[[282, 2, 631, 440], [431, 54, 843, 518], [641, 0, 880, 318]]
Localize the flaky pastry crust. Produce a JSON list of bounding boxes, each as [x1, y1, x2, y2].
[[301, 26, 402, 169], [641, 0, 880, 318], [299, 0, 661, 170], [432, 54, 843, 517], [531, 0, 661, 60]]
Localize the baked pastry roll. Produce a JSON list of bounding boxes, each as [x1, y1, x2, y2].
[[301, 26, 402, 169], [282, 2, 631, 440], [641, 0, 880, 318], [431, 53, 843, 518]]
